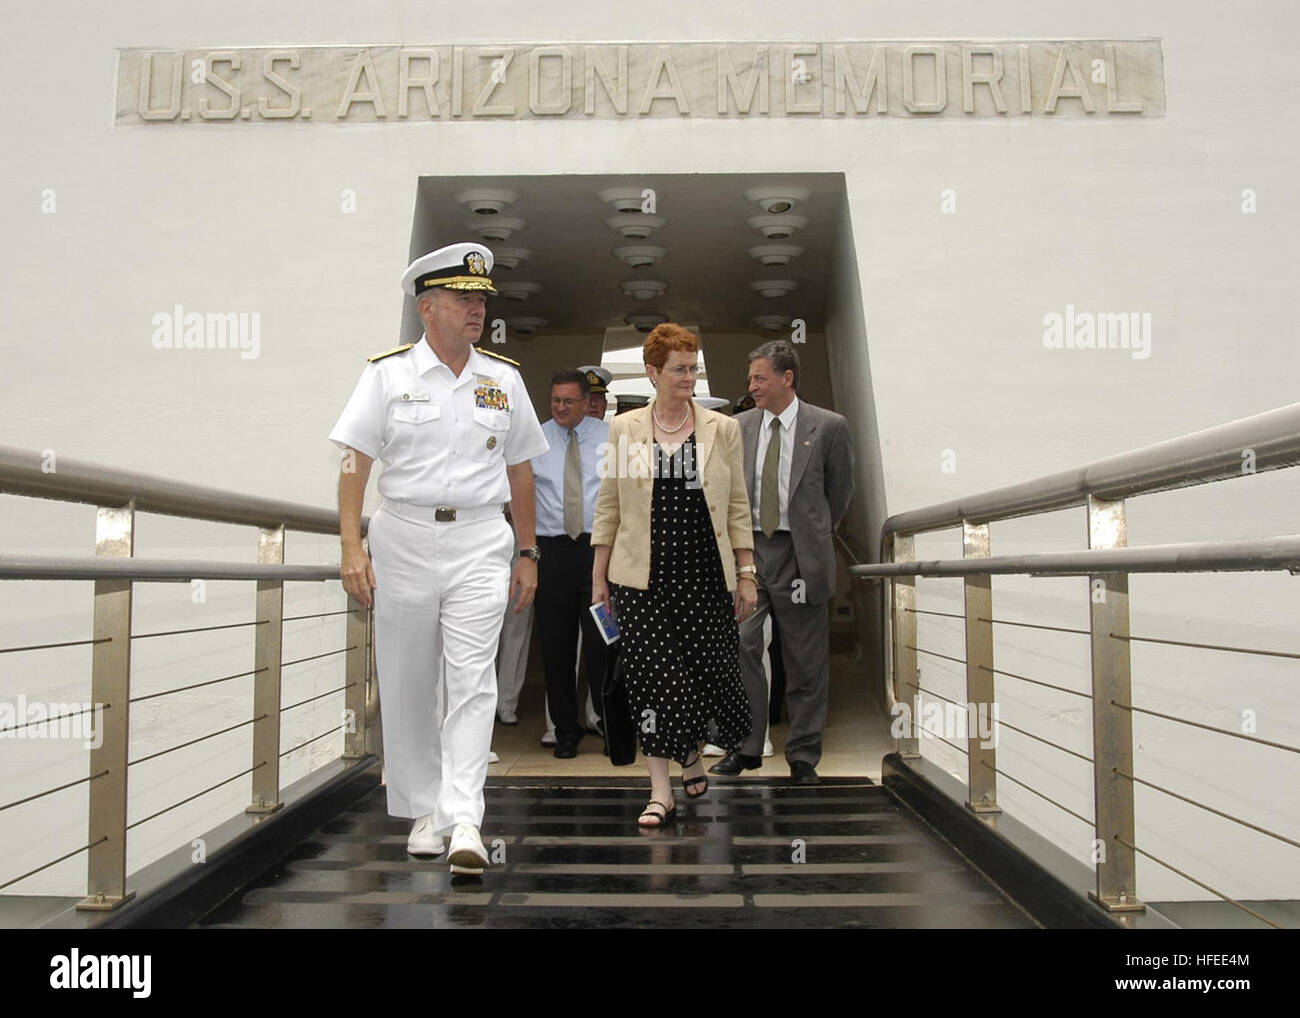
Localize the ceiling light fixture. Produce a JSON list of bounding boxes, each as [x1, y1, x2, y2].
[[749, 279, 799, 298], [620, 280, 668, 300], [744, 186, 811, 214], [747, 215, 808, 240], [467, 216, 525, 242], [504, 316, 547, 336], [454, 188, 520, 215], [496, 282, 542, 301], [605, 214, 666, 240], [624, 313, 668, 332], [747, 244, 804, 267], [613, 246, 667, 269]]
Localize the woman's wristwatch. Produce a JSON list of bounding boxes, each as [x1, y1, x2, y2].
[[737, 564, 758, 583]]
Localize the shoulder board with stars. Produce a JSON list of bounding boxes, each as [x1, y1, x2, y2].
[[367, 343, 414, 362], [475, 346, 520, 368]]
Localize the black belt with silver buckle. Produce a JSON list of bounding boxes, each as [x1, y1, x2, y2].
[[435, 507, 457, 522]]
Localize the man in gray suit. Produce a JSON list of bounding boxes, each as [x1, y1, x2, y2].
[[711, 341, 855, 784]]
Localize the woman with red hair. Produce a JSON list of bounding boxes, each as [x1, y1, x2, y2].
[[591, 324, 757, 826]]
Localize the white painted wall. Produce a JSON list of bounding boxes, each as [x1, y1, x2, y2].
[[2, 1, 1297, 904]]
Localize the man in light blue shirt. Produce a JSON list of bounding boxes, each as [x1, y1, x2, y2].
[[532, 369, 612, 757]]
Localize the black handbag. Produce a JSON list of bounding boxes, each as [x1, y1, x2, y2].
[[601, 647, 638, 766]]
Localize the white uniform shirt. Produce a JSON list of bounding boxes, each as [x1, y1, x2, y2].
[[751, 395, 799, 532], [532, 414, 610, 536], [329, 337, 549, 508]]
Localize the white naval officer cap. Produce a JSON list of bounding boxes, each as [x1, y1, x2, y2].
[[402, 242, 497, 296], [576, 364, 613, 394]]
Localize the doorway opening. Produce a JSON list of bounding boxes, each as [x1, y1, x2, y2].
[[406, 171, 889, 778]]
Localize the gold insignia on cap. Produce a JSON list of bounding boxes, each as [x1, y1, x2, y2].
[[466, 252, 486, 276]]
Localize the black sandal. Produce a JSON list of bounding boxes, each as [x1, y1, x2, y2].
[[682, 755, 709, 799], [637, 799, 676, 827]]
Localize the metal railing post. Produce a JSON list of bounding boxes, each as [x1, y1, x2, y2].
[[963, 521, 1000, 814], [343, 597, 368, 759], [78, 504, 136, 911], [1086, 495, 1144, 913], [364, 609, 384, 760], [892, 534, 920, 758], [247, 526, 284, 814]]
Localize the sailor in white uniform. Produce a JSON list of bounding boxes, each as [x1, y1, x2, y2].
[[330, 242, 548, 874]]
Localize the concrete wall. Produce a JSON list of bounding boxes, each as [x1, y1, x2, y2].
[[2, 0, 1298, 902]]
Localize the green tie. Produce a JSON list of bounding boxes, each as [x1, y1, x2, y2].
[[564, 427, 583, 539], [760, 417, 781, 538]]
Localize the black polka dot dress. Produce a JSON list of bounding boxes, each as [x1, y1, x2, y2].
[[610, 434, 753, 765]]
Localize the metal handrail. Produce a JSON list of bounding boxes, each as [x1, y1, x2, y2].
[[851, 534, 1300, 578], [862, 400, 1300, 926], [0, 556, 339, 582], [0, 444, 373, 914], [0, 444, 367, 536], [878, 401, 1300, 547]]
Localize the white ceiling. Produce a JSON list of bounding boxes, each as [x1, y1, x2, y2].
[[411, 172, 846, 336]]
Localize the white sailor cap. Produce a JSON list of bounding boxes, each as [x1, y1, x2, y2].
[[576, 365, 613, 394], [402, 242, 497, 296]]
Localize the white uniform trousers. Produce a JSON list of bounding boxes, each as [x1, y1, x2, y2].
[[495, 542, 534, 716], [368, 501, 513, 832]]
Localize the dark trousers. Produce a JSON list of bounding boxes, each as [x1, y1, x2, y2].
[[738, 531, 830, 766], [769, 620, 786, 725], [537, 534, 607, 743]]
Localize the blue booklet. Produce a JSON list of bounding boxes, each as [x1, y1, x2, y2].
[[589, 601, 620, 645]]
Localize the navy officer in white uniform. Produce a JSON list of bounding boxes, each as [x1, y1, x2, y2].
[[330, 242, 548, 874]]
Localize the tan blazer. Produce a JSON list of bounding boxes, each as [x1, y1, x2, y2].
[[591, 399, 754, 591]]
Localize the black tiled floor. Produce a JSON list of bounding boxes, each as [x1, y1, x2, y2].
[[195, 778, 1037, 929]]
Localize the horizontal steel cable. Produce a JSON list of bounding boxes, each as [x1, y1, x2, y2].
[[129, 714, 268, 767], [281, 682, 355, 714], [280, 722, 347, 758], [127, 762, 267, 830], [1113, 834, 1285, 930], [0, 836, 108, 892], [129, 666, 267, 704], [0, 637, 110, 655], [0, 769, 109, 814]]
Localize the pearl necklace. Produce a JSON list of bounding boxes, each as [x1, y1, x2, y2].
[[652, 403, 692, 433]]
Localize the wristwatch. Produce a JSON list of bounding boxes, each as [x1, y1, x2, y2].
[[519, 547, 541, 563]]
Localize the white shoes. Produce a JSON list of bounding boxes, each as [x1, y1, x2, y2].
[[497, 708, 517, 724], [447, 823, 489, 874], [407, 816, 492, 873], [406, 814, 445, 857], [488, 750, 500, 763], [705, 739, 775, 757]]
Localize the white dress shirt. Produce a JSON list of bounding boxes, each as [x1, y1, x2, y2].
[[751, 395, 799, 533], [329, 336, 549, 508], [532, 414, 609, 536]]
